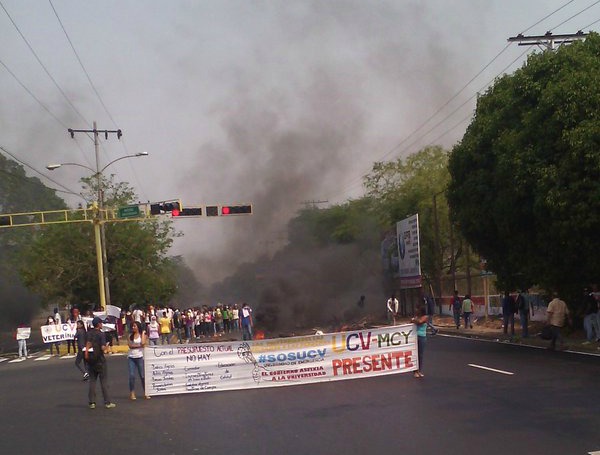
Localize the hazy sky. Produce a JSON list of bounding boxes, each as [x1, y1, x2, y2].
[[1, 0, 598, 284]]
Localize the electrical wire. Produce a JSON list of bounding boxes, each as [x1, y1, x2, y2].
[[0, 0, 89, 126], [48, 0, 117, 128], [549, 0, 600, 30], [519, 0, 577, 34], [48, 0, 149, 201], [325, 0, 590, 203], [581, 16, 600, 28], [0, 146, 82, 197]]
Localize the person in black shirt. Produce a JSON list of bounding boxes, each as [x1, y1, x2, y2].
[[84, 317, 116, 409]]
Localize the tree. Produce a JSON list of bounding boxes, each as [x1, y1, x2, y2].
[[0, 154, 67, 327], [364, 145, 453, 296], [447, 33, 600, 305], [19, 175, 180, 311]]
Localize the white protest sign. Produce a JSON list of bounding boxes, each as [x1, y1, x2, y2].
[[40, 323, 77, 343], [16, 327, 31, 340]]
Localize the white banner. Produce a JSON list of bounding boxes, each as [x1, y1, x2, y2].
[[16, 327, 31, 340], [40, 323, 77, 343], [144, 324, 417, 396], [396, 213, 422, 289], [106, 305, 122, 319]]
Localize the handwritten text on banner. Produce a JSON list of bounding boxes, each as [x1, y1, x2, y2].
[[144, 324, 417, 396]]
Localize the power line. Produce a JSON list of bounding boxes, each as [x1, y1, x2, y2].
[[48, 0, 117, 128], [0, 0, 89, 126], [47, 0, 148, 201], [0, 146, 82, 198], [325, 1, 589, 203], [0, 167, 86, 200], [0, 57, 69, 129], [582, 16, 600, 28], [549, 0, 600, 30], [519, 0, 578, 34]]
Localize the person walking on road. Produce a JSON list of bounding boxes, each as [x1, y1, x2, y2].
[[502, 291, 515, 337], [546, 293, 570, 351], [450, 291, 462, 329], [85, 317, 116, 409], [128, 321, 150, 400], [74, 320, 89, 381], [462, 294, 474, 329], [387, 294, 399, 325]]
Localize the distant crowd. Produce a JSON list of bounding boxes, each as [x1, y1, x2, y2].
[[126, 303, 254, 343]]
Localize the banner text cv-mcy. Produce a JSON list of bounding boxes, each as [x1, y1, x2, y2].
[[144, 324, 417, 396]]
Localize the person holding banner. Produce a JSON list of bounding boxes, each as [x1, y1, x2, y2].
[[15, 323, 30, 359], [46, 316, 61, 356], [128, 322, 150, 400], [411, 307, 428, 378]]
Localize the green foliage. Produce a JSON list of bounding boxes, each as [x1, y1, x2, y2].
[[0, 154, 67, 326], [448, 33, 600, 301], [17, 176, 180, 311], [364, 146, 452, 290]]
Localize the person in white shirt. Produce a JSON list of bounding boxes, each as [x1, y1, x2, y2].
[[387, 294, 399, 325]]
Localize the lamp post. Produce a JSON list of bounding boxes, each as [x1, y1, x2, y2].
[[47, 142, 148, 310]]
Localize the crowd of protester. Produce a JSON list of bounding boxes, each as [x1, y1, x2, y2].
[[124, 303, 247, 343]]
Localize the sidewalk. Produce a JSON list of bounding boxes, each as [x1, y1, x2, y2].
[[428, 314, 600, 355]]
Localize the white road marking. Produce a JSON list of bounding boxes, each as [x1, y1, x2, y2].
[[0, 358, 8, 363], [588, 451, 600, 454], [34, 355, 52, 361], [8, 358, 26, 363], [468, 364, 514, 375], [61, 355, 76, 359]]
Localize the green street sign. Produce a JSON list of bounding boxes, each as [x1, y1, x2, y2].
[[118, 205, 140, 218]]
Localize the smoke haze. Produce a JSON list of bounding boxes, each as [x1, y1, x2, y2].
[[1, 0, 595, 290]]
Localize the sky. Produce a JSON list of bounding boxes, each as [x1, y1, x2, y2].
[[1, 0, 598, 286]]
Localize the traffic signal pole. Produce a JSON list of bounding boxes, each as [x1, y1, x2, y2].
[[93, 216, 107, 311], [68, 121, 123, 310]]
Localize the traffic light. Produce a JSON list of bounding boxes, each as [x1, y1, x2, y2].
[[221, 204, 252, 215], [177, 207, 203, 216], [150, 199, 182, 216], [204, 205, 252, 216], [206, 206, 219, 217]]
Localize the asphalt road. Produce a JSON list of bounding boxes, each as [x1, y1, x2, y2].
[[1, 335, 598, 455]]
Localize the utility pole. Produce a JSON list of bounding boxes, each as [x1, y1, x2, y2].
[[507, 30, 587, 51], [68, 121, 123, 309]]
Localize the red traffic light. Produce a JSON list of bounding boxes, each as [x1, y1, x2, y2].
[[221, 205, 252, 215], [171, 209, 180, 216]]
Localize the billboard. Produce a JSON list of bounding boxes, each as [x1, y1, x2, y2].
[[396, 213, 422, 289]]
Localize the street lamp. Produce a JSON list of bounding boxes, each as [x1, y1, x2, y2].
[[46, 150, 148, 311], [46, 152, 148, 173]]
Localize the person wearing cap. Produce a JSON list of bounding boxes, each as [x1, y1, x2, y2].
[[84, 317, 116, 409]]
